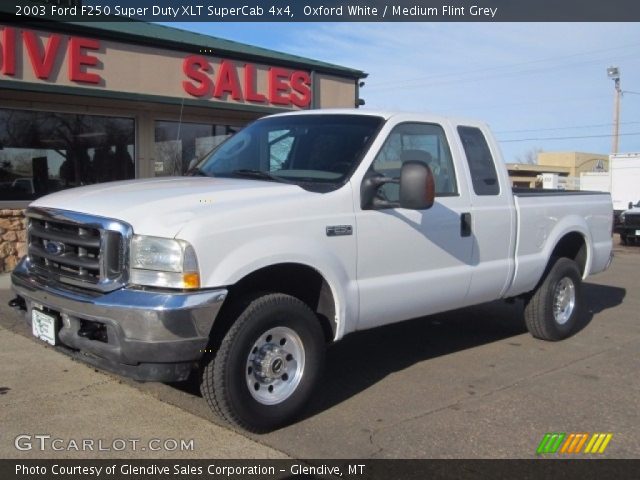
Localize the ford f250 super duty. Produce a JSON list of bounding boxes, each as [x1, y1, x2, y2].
[[11, 110, 613, 432]]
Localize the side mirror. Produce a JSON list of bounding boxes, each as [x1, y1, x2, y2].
[[629, 201, 634, 210], [361, 161, 435, 210], [399, 161, 436, 210]]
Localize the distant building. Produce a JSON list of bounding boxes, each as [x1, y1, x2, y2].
[[507, 163, 569, 189], [507, 151, 608, 189], [538, 152, 609, 176]]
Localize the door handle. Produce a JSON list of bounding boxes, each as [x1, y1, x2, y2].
[[461, 212, 472, 237]]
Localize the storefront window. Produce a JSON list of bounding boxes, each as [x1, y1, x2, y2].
[[154, 121, 241, 176], [0, 109, 135, 201]]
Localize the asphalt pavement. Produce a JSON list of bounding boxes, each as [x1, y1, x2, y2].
[[0, 240, 638, 459]]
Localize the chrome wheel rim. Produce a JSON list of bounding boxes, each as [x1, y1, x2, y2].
[[553, 277, 576, 325], [246, 326, 305, 405]]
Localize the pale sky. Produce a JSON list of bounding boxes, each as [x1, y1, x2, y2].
[[167, 22, 640, 164]]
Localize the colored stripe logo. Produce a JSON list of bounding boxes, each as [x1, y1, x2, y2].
[[537, 433, 612, 455]]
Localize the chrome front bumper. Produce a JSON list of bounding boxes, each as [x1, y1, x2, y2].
[[11, 258, 227, 382]]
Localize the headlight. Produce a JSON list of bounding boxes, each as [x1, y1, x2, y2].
[[620, 213, 626, 224], [129, 235, 200, 289]]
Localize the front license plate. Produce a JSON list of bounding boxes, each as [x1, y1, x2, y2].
[[32, 309, 57, 346]]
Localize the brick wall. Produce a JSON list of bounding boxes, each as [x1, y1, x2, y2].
[[0, 209, 27, 272]]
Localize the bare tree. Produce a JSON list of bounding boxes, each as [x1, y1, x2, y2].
[[154, 140, 182, 176], [516, 147, 543, 164]]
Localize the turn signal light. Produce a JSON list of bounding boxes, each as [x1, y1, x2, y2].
[[183, 272, 200, 289]]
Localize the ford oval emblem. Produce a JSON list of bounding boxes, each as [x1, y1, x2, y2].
[[45, 241, 65, 256]]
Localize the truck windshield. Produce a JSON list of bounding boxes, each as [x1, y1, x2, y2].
[[192, 114, 383, 188]]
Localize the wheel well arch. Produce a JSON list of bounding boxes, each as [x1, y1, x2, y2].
[[214, 263, 337, 344], [549, 231, 588, 276]]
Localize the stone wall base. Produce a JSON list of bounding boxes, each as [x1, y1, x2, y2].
[[0, 209, 27, 272]]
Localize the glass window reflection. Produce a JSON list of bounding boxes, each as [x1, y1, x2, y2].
[[0, 109, 135, 201]]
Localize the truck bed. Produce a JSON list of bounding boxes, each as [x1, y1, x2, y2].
[[506, 189, 612, 298]]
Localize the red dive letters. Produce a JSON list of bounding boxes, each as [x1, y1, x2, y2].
[[1, 26, 101, 84]]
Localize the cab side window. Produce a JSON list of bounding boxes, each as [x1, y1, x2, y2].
[[372, 123, 457, 203], [457, 126, 500, 196]]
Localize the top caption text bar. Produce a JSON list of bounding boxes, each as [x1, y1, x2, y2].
[[7, 0, 640, 22]]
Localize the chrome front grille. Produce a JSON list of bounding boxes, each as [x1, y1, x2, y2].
[[26, 208, 132, 292]]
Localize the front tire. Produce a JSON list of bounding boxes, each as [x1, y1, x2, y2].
[[200, 293, 325, 432], [524, 257, 583, 341]]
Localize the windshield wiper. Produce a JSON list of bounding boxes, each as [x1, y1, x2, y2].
[[230, 169, 290, 183]]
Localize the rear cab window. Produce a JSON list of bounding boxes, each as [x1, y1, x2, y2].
[[457, 126, 500, 196]]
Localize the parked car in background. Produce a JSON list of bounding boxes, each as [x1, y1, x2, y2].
[[618, 201, 640, 245], [11, 177, 35, 194]]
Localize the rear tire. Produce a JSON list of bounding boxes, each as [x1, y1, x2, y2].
[[524, 257, 583, 341], [200, 293, 325, 433]]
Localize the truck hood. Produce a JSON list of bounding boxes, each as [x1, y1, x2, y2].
[[30, 177, 306, 238]]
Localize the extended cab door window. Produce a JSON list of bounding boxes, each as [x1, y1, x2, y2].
[[457, 126, 500, 195], [456, 125, 514, 305], [372, 122, 458, 202]]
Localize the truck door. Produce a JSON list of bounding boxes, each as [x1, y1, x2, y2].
[[355, 122, 474, 330], [457, 125, 516, 304]]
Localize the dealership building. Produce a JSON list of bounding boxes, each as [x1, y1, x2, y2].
[[0, 17, 365, 271]]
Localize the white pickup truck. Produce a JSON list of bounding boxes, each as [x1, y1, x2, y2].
[[11, 110, 613, 432]]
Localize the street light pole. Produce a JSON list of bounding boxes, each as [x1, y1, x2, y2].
[[607, 66, 621, 154]]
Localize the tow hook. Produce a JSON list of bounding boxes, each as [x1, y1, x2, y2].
[[8, 296, 26, 311]]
